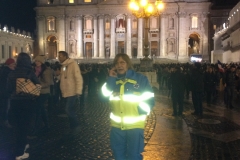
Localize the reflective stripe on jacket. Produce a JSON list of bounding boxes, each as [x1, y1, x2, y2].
[[101, 69, 155, 130]]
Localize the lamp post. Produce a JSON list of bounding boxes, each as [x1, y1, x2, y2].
[[129, 0, 164, 59]]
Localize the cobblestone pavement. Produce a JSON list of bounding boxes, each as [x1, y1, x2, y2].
[[0, 96, 156, 160], [0, 89, 240, 160]]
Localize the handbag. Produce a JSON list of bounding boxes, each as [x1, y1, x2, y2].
[[16, 78, 41, 98]]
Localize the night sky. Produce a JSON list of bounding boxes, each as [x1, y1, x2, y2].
[[0, 0, 37, 33], [0, 0, 238, 34]]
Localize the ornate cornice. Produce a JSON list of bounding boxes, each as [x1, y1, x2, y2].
[[36, 15, 45, 20], [176, 12, 187, 18], [111, 14, 117, 19], [76, 15, 83, 20], [160, 13, 168, 18], [57, 15, 65, 20], [98, 14, 105, 19]]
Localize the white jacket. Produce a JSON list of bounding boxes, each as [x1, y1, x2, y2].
[[60, 58, 83, 98]]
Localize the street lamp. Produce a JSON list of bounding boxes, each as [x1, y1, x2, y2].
[[129, 0, 164, 59]]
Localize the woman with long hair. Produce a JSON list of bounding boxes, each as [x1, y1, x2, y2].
[[7, 52, 40, 160], [32, 55, 52, 135]]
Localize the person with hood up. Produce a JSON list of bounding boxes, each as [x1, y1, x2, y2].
[[58, 51, 83, 133]]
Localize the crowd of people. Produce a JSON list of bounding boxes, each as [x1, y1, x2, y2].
[[0, 52, 239, 159]]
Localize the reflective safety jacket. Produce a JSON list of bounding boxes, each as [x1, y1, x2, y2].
[[101, 69, 155, 130]]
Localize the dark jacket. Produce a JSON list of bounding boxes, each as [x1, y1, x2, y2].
[[7, 56, 40, 100], [223, 70, 236, 87], [190, 68, 204, 92], [170, 70, 186, 95], [204, 72, 217, 92], [0, 66, 13, 98]]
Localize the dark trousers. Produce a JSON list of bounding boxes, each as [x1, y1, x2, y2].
[[9, 99, 34, 157], [35, 94, 50, 131], [225, 86, 235, 108], [0, 97, 9, 122], [192, 91, 203, 115], [110, 127, 144, 160], [206, 91, 212, 104], [80, 86, 87, 106], [172, 91, 184, 115], [64, 95, 79, 129]]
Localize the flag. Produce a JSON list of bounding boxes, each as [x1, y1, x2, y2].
[[217, 60, 224, 73]]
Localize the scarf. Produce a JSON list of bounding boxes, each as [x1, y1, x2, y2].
[[35, 66, 42, 77]]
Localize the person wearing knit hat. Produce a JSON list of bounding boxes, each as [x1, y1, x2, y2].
[[34, 55, 46, 64], [33, 54, 52, 136], [5, 58, 16, 70], [5, 58, 15, 65]]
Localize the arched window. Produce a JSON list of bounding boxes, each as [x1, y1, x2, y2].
[[47, 17, 55, 32]]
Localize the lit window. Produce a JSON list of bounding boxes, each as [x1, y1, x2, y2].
[[105, 20, 110, 30], [48, 0, 54, 4], [213, 25, 216, 30], [192, 16, 198, 29], [84, 0, 91, 2], [69, 0, 74, 3]]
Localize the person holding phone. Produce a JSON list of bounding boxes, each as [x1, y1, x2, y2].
[[101, 53, 155, 160]]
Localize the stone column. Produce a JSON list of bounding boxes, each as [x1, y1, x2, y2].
[[36, 15, 45, 55], [126, 15, 132, 58], [99, 15, 105, 58], [160, 13, 167, 57], [93, 15, 98, 58], [76, 15, 83, 58], [177, 11, 188, 59], [201, 12, 209, 61], [110, 15, 116, 58], [137, 18, 143, 58], [58, 15, 66, 52]]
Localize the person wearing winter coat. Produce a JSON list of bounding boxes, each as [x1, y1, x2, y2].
[[0, 58, 16, 128], [58, 51, 83, 132], [169, 66, 186, 116], [32, 55, 52, 134], [190, 62, 204, 117], [7, 52, 40, 160]]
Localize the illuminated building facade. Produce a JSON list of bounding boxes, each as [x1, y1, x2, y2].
[[212, 1, 240, 63], [0, 25, 33, 63], [36, 0, 211, 62]]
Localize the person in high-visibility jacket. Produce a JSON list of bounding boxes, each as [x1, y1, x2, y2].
[[101, 53, 155, 160]]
